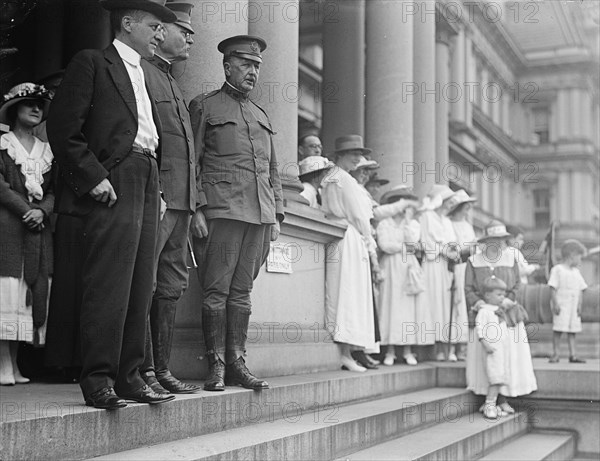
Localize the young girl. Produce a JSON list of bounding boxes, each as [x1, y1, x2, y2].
[[476, 276, 510, 419], [548, 239, 588, 363]]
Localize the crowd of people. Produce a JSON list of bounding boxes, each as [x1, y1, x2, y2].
[[0, 0, 590, 419]]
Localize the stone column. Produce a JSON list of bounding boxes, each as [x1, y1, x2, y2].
[[321, 0, 365, 152], [249, 0, 303, 201], [365, 0, 413, 187], [555, 89, 569, 140], [464, 32, 475, 128], [450, 27, 466, 123], [557, 172, 571, 221], [176, 0, 248, 100], [413, 13, 436, 197], [480, 68, 490, 117], [435, 24, 452, 182]]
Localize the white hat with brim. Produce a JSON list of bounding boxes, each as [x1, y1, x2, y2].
[[100, 0, 177, 22], [447, 189, 477, 214], [0, 83, 52, 126], [298, 155, 334, 179], [380, 185, 419, 204], [478, 220, 511, 242]]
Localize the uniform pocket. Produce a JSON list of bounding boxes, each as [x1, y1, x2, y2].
[[206, 116, 239, 156], [201, 171, 233, 210]]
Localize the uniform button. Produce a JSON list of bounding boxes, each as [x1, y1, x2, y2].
[[250, 136, 254, 140], [116, 159, 120, 163], [189, 160, 193, 165], [176, 96, 180, 101], [187, 137, 191, 142]]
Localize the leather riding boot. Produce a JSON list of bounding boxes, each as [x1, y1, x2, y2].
[[225, 308, 250, 366], [225, 357, 269, 390], [202, 308, 227, 391], [152, 300, 201, 394]]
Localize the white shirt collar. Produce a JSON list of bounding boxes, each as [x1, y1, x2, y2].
[[113, 39, 141, 67]]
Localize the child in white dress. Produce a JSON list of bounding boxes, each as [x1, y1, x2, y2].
[[548, 239, 588, 363], [475, 276, 510, 419]]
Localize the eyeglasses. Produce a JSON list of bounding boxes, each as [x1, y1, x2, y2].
[[180, 29, 192, 40]]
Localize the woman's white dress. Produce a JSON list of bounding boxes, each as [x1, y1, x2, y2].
[[321, 169, 376, 349], [451, 219, 476, 343]]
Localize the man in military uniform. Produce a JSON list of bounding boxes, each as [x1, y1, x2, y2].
[[189, 35, 284, 391], [140, 2, 203, 395]]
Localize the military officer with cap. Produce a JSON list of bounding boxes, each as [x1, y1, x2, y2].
[[189, 35, 284, 391], [139, 1, 202, 395]]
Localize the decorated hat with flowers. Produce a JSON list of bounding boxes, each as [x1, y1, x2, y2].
[[0, 83, 52, 125]]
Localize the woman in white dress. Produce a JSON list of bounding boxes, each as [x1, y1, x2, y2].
[[419, 184, 459, 361], [377, 186, 433, 366], [0, 83, 54, 385], [447, 190, 478, 360], [321, 135, 379, 372]]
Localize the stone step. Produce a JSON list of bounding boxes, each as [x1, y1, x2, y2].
[[89, 387, 477, 461], [479, 431, 575, 460], [338, 411, 528, 460], [528, 322, 600, 360], [1, 364, 440, 461]]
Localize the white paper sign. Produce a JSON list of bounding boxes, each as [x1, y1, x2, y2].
[[266, 242, 293, 274]]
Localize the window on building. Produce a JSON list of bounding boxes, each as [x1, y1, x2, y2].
[[533, 188, 551, 228], [532, 107, 550, 145]]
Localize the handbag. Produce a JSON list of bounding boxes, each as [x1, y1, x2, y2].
[[404, 260, 425, 295]]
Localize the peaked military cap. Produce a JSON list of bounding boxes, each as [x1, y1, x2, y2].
[[166, 1, 194, 34], [218, 35, 267, 63]]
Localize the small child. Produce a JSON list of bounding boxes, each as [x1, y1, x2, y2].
[[548, 239, 588, 363], [475, 276, 510, 419]]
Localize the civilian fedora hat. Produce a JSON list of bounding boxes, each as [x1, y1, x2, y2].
[[333, 135, 372, 155], [218, 35, 267, 64], [166, 1, 194, 34], [100, 0, 177, 22]]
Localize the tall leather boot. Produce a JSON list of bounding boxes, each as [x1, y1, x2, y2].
[[140, 313, 170, 395], [224, 309, 268, 390], [152, 299, 201, 394], [202, 308, 227, 391]]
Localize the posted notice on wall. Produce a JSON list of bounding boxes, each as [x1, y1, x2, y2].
[[266, 242, 293, 274]]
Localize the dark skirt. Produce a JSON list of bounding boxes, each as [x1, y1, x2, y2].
[[44, 215, 84, 368]]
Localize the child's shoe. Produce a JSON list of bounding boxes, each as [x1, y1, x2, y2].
[[569, 356, 586, 363], [482, 403, 498, 420], [548, 355, 559, 363], [498, 402, 515, 414]]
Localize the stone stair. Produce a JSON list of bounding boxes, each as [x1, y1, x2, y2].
[[2, 361, 593, 461]]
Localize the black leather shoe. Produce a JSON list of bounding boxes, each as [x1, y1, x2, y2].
[[85, 387, 127, 410], [142, 373, 172, 395], [352, 350, 378, 369], [204, 358, 226, 391], [118, 385, 175, 404], [157, 370, 202, 394], [225, 357, 269, 390]]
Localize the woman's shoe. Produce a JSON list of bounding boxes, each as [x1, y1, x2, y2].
[[447, 353, 458, 362], [14, 373, 30, 384], [498, 402, 515, 414], [351, 351, 378, 369], [482, 403, 498, 419], [569, 356, 586, 363], [383, 354, 395, 366], [366, 355, 380, 366], [436, 352, 446, 362], [403, 354, 418, 366], [341, 356, 366, 372], [548, 356, 560, 363]]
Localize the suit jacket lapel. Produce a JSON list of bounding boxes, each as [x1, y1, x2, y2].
[[105, 45, 137, 120]]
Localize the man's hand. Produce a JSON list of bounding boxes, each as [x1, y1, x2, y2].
[[22, 209, 45, 230], [160, 197, 167, 221], [270, 220, 280, 241], [190, 209, 208, 238], [89, 178, 117, 207]]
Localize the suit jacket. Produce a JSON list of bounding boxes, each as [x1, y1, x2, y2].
[[189, 84, 284, 225], [47, 44, 162, 216]]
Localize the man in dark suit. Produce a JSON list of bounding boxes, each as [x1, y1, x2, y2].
[[189, 35, 284, 392], [139, 2, 203, 395], [46, 0, 177, 409]]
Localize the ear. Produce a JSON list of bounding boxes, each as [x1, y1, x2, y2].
[[122, 15, 134, 33], [223, 61, 231, 77]]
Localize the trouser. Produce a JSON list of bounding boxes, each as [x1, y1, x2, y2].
[[141, 209, 191, 375], [193, 219, 270, 364], [78, 151, 159, 398]]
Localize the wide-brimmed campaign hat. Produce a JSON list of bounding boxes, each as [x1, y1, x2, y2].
[[0, 83, 52, 125], [298, 155, 334, 180], [380, 185, 419, 204], [478, 220, 511, 242], [100, 0, 177, 22], [333, 134, 372, 156], [446, 189, 476, 214], [218, 35, 267, 64], [166, 1, 194, 33], [355, 156, 379, 170]]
